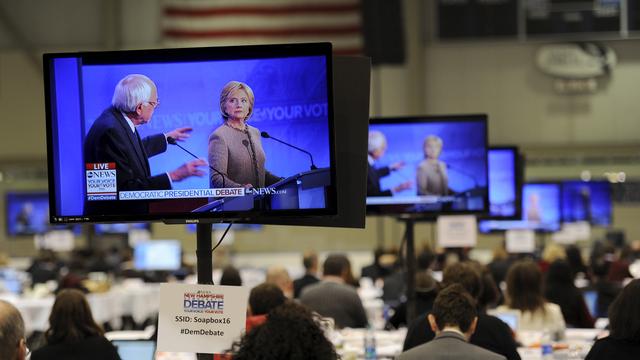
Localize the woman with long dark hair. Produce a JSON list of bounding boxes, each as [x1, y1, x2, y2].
[[31, 289, 120, 360], [544, 260, 594, 328], [497, 260, 566, 340], [586, 279, 640, 359]]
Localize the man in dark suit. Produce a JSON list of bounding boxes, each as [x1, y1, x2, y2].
[[293, 251, 320, 298], [398, 284, 506, 360], [403, 262, 521, 360], [366, 130, 411, 196], [84, 74, 206, 215]]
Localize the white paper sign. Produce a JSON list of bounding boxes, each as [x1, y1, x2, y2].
[[34, 230, 75, 251], [562, 221, 591, 241], [437, 215, 477, 248], [157, 283, 249, 354], [505, 229, 536, 253]]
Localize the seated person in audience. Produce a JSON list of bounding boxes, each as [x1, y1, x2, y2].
[[544, 260, 595, 328], [220, 265, 242, 286], [361, 247, 392, 282], [265, 265, 293, 298], [496, 260, 566, 340], [591, 256, 621, 318], [585, 279, 640, 360], [228, 301, 338, 360], [404, 262, 520, 360], [31, 289, 120, 360], [0, 300, 28, 360], [399, 284, 505, 360], [387, 271, 439, 329], [247, 283, 287, 331], [565, 245, 590, 281], [300, 253, 368, 329], [539, 243, 566, 274], [293, 251, 320, 298]]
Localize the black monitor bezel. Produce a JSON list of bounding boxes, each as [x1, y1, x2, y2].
[[43, 42, 338, 225], [478, 146, 523, 221], [365, 114, 490, 219]]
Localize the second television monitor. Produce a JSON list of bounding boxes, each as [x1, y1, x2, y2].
[[366, 115, 489, 216]]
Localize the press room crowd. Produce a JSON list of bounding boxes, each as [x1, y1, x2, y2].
[[1, 236, 640, 359]]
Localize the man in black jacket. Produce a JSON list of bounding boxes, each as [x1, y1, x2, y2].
[[366, 130, 411, 196], [403, 262, 521, 360]]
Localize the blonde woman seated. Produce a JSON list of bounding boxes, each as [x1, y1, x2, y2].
[[496, 260, 566, 342], [417, 135, 448, 196]]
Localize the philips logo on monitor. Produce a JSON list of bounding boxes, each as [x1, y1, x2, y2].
[[183, 291, 225, 314], [86, 162, 117, 200]]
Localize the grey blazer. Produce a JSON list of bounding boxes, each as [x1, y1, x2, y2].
[[398, 331, 506, 360], [208, 123, 280, 188]]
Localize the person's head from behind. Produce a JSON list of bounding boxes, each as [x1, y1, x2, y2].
[[608, 279, 640, 342], [220, 265, 242, 286], [248, 283, 287, 316], [45, 289, 104, 344], [265, 266, 293, 298], [302, 250, 318, 275], [442, 261, 483, 301], [0, 300, 27, 360], [230, 301, 337, 360], [219, 81, 255, 123], [545, 260, 574, 287], [368, 131, 387, 160], [323, 253, 351, 282], [112, 74, 158, 125], [423, 135, 443, 160], [505, 260, 545, 312], [428, 284, 478, 340]]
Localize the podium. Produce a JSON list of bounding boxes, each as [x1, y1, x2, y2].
[[193, 167, 331, 213]]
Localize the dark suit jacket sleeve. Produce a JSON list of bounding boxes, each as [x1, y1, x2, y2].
[[100, 127, 170, 191], [265, 170, 282, 186], [403, 314, 433, 351], [376, 166, 391, 178], [141, 133, 168, 158]]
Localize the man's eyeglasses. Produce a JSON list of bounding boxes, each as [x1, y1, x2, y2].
[[146, 99, 160, 109]]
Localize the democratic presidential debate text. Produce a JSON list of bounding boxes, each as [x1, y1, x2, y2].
[[117, 188, 245, 201]]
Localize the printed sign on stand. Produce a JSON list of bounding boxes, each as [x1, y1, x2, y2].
[[157, 283, 249, 354], [437, 215, 477, 248], [506, 229, 536, 253]]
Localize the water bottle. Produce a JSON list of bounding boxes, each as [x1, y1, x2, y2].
[[541, 330, 553, 359], [364, 327, 377, 360]]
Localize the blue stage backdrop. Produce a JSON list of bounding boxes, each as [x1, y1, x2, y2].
[[369, 121, 487, 197], [562, 181, 612, 226], [52, 56, 331, 216], [489, 149, 517, 217]]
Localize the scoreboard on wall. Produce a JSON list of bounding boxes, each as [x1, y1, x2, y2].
[[437, 0, 640, 40]]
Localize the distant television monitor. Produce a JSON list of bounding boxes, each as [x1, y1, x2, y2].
[[5, 192, 81, 236], [366, 115, 489, 216], [94, 223, 150, 235], [479, 182, 562, 232], [113, 340, 156, 360], [133, 240, 181, 271], [582, 290, 598, 318], [562, 180, 612, 226], [44, 42, 337, 225], [484, 146, 522, 219]]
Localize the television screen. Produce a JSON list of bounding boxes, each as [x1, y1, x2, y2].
[[133, 240, 181, 271], [485, 147, 521, 219], [94, 223, 150, 235], [479, 182, 562, 233], [185, 223, 262, 232], [562, 180, 612, 226], [366, 115, 489, 216], [5, 192, 81, 236], [44, 43, 336, 224]]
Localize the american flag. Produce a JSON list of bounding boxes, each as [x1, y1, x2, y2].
[[161, 0, 364, 55]]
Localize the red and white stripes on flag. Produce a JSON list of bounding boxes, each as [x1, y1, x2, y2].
[[161, 0, 363, 55]]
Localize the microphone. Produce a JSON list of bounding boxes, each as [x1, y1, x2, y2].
[[242, 139, 259, 187], [260, 131, 317, 170], [167, 136, 226, 188]]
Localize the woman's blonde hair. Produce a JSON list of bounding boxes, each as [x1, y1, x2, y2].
[[219, 81, 255, 121]]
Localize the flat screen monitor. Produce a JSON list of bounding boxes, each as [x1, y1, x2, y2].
[[94, 223, 150, 235], [366, 115, 489, 216], [5, 192, 81, 236], [44, 43, 337, 224], [479, 182, 562, 232], [485, 146, 522, 219], [185, 223, 262, 232], [133, 240, 181, 271], [561, 180, 612, 226], [113, 340, 156, 360]]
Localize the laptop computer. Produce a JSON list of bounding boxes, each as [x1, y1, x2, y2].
[[112, 340, 156, 360]]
